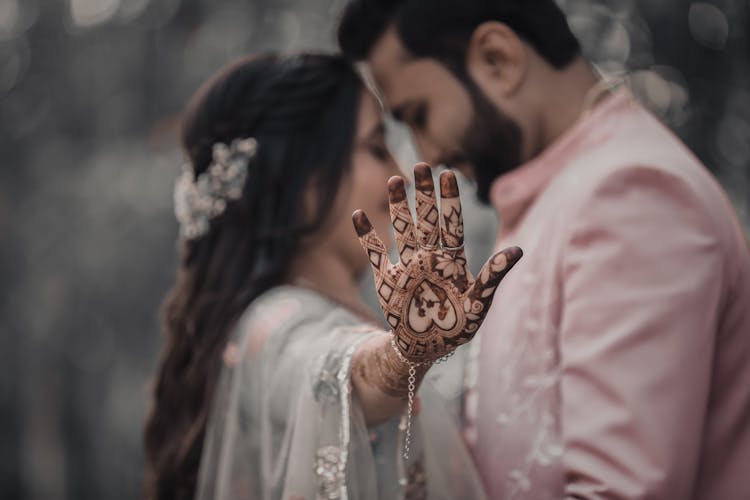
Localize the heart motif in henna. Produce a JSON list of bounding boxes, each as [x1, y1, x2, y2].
[[353, 164, 523, 363], [406, 280, 459, 334]]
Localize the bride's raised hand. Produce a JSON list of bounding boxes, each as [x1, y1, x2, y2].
[[353, 163, 522, 364]]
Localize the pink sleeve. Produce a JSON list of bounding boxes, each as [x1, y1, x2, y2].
[[559, 166, 724, 499]]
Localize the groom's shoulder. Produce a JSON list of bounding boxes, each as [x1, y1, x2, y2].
[[555, 101, 729, 223], [536, 105, 747, 258], [571, 100, 706, 182]]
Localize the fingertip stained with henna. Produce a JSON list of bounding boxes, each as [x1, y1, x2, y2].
[[414, 163, 434, 192], [352, 209, 372, 235], [439, 171, 459, 198], [388, 176, 407, 202]]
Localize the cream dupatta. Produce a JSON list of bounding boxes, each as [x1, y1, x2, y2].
[[195, 285, 486, 500]]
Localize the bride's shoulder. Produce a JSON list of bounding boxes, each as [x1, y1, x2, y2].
[[250, 284, 312, 313], [235, 285, 347, 341], [241, 285, 322, 328], [225, 285, 369, 367]]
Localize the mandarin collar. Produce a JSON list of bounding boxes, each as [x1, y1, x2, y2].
[[489, 90, 635, 237]]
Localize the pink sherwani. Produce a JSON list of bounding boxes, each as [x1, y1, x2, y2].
[[464, 90, 750, 499]]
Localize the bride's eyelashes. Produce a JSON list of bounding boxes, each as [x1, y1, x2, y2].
[[410, 104, 428, 129], [393, 102, 428, 130], [369, 143, 390, 162]]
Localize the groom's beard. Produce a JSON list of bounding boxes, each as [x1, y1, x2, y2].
[[449, 83, 523, 205]]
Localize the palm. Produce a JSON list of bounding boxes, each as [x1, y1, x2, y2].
[[353, 163, 522, 363]]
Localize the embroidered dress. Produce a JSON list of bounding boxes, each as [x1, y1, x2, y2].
[[195, 285, 486, 500]]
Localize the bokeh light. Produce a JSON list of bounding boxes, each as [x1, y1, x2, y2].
[[69, 0, 121, 28], [689, 2, 730, 50]]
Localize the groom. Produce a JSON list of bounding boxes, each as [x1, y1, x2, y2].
[[338, 1, 750, 498]]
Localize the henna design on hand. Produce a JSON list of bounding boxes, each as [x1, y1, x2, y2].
[[353, 163, 523, 364]]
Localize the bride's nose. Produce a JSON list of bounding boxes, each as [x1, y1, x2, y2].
[[387, 153, 412, 187], [412, 132, 443, 168]]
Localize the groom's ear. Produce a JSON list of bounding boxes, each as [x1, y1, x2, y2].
[[466, 21, 527, 99]]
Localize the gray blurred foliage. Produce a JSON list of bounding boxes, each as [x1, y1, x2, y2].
[[0, 0, 747, 499]]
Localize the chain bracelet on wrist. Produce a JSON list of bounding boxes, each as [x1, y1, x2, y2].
[[388, 332, 456, 459]]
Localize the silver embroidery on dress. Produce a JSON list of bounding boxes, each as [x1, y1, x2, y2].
[[313, 362, 340, 404], [315, 445, 343, 500], [312, 333, 376, 500]]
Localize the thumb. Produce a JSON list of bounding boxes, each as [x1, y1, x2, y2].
[[469, 246, 523, 302]]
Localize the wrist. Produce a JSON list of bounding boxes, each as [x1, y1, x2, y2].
[[372, 332, 428, 399], [391, 327, 459, 366]]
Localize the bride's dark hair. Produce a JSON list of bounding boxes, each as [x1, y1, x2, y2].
[[143, 53, 363, 500]]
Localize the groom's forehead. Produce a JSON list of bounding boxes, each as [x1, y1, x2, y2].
[[370, 31, 446, 99], [369, 27, 413, 85], [369, 59, 459, 115]]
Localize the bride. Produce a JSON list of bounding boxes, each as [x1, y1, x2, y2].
[[143, 53, 521, 500]]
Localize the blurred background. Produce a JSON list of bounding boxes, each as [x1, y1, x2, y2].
[[0, 0, 748, 498]]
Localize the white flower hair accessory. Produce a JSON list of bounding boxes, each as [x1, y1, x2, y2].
[[173, 137, 258, 240]]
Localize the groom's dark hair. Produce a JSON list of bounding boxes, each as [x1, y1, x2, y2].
[[338, 0, 581, 75]]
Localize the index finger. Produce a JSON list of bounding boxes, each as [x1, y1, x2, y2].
[[353, 209, 389, 275]]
